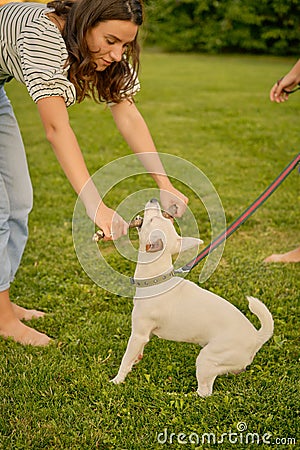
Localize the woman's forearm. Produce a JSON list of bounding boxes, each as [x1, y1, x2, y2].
[[110, 100, 173, 189], [287, 59, 300, 83], [110, 99, 188, 216]]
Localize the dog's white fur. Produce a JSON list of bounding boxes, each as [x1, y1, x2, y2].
[[111, 199, 274, 397]]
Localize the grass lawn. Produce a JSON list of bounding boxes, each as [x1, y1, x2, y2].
[[0, 52, 299, 449]]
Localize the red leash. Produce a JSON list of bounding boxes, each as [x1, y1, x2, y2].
[[176, 152, 300, 274]]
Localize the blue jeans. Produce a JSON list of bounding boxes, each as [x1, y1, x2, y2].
[[0, 85, 33, 292]]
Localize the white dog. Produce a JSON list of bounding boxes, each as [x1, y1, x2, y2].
[[111, 199, 274, 397]]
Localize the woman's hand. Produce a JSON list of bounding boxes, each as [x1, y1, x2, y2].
[[270, 60, 300, 103], [94, 202, 128, 241], [159, 185, 188, 218], [270, 76, 296, 103]]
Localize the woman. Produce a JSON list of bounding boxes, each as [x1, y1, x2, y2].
[[0, 0, 188, 346]]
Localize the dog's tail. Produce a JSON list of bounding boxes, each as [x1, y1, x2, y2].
[[247, 296, 274, 345]]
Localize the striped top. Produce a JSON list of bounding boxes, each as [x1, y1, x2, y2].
[[0, 2, 75, 106]]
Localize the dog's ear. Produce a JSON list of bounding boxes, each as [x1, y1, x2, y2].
[[145, 238, 164, 253], [176, 237, 203, 253]]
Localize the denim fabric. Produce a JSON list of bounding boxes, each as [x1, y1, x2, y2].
[[0, 85, 33, 291]]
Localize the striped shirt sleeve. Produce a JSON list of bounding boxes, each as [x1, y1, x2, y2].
[[19, 27, 76, 106], [0, 3, 76, 106]]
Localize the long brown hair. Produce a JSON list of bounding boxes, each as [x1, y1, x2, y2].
[[47, 0, 144, 103]]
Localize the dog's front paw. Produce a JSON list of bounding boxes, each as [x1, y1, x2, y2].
[[197, 387, 212, 398], [110, 375, 125, 385]]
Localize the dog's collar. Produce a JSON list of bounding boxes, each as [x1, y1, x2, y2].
[[130, 268, 175, 287]]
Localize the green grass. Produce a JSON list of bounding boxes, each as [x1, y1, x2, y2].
[[0, 52, 299, 449]]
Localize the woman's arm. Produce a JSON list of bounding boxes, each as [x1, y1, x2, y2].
[[110, 99, 188, 216], [37, 96, 128, 239]]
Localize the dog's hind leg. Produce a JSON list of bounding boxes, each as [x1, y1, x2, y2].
[[195, 345, 235, 397], [111, 331, 150, 384], [196, 345, 250, 397], [195, 349, 219, 397]]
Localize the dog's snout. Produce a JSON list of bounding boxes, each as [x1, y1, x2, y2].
[[145, 198, 161, 214]]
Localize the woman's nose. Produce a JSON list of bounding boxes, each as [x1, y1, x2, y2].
[[110, 45, 123, 62]]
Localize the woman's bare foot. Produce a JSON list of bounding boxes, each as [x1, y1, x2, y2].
[[11, 303, 45, 321], [1, 319, 51, 346], [0, 289, 51, 346], [264, 246, 300, 263]]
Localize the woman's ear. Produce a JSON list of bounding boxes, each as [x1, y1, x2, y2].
[[145, 238, 164, 253], [175, 237, 203, 254]]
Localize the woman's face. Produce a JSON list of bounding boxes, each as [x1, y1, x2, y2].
[[86, 20, 138, 71]]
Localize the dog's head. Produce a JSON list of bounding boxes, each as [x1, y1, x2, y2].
[[138, 199, 203, 256]]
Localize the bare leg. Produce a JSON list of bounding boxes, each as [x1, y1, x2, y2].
[[264, 246, 300, 263], [11, 303, 45, 321], [0, 289, 50, 346]]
